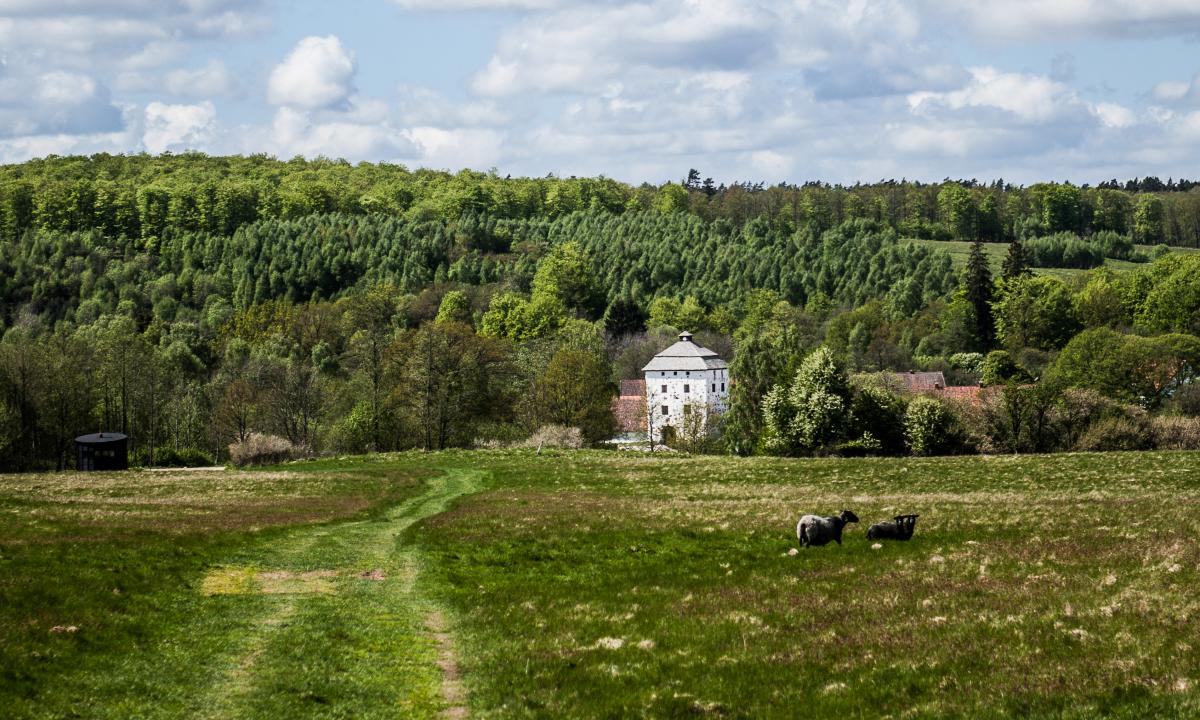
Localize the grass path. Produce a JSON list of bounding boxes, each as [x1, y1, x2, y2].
[[194, 466, 486, 719], [33, 466, 485, 719]]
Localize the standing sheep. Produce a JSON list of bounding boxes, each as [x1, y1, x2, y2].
[[866, 514, 919, 541], [796, 510, 859, 547]]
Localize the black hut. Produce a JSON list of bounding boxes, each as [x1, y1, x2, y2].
[[75, 432, 129, 471]]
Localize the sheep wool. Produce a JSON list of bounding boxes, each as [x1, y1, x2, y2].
[[797, 510, 859, 547]]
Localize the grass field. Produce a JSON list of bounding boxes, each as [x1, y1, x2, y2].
[[905, 239, 1200, 279], [5, 451, 1200, 718]]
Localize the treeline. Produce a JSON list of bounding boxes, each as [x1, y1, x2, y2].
[[0, 290, 620, 472], [0, 212, 956, 330], [1, 229, 1197, 470], [2, 154, 1200, 471], [4, 154, 1200, 247]]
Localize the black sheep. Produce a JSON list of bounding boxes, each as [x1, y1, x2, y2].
[[866, 514, 919, 541]]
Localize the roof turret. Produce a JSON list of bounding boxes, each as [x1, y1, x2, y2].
[[641, 330, 728, 372]]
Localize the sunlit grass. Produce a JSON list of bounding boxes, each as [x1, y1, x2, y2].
[[417, 450, 1200, 718], [6, 450, 1200, 718]]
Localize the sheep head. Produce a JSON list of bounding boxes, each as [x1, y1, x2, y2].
[[840, 510, 859, 524]]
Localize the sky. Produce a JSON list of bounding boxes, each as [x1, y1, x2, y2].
[[3, 0, 1200, 185]]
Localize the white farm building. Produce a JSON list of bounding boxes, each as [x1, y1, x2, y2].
[[641, 331, 730, 443]]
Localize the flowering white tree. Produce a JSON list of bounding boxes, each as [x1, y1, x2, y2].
[[762, 346, 851, 455]]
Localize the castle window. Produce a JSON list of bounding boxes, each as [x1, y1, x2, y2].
[[661, 384, 667, 393], [712, 383, 716, 392], [661, 405, 669, 415], [683, 384, 690, 393], [721, 382, 725, 392]]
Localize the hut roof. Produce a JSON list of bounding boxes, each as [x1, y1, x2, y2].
[[641, 331, 728, 372], [75, 432, 128, 444]]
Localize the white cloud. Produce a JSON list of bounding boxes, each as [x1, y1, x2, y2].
[[945, 1, 1200, 40], [253, 107, 417, 160], [143, 100, 217, 153], [0, 68, 124, 137], [745, 149, 793, 180], [1153, 80, 1192, 103], [907, 67, 1084, 123], [1093, 102, 1137, 129], [404, 127, 506, 169], [165, 60, 232, 97], [472, 0, 778, 97], [394, 85, 508, 127], [390, 0, 558, 8], [268, 35, 356, 110]]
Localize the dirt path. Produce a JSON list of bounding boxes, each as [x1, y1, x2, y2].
[[191, 467, 484, 719]]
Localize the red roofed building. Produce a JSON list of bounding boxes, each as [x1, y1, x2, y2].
[[891, 370, 947, 393], [938, 385, 986, 404], [613, 379, 647, 433]]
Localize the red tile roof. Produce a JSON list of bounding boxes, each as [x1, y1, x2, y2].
[[939, 385, 983, 403], [619, 379, 646, 398], [893, 371, 947, 392]]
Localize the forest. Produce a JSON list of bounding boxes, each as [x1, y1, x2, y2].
[[1, 153, 1199, 470]]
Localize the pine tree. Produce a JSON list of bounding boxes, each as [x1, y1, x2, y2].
[[1001, 238, 1030, 281], [965, 240, 995, 350]]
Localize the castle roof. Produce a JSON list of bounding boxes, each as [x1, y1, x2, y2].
[[641, 331, 729, 372]]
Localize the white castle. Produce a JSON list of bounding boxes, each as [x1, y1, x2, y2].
[[641, 331, 730, 443]]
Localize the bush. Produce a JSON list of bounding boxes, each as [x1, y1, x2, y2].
[[1174, 384, 1200, 417], [1149, 416, 1200, 451], [520, 425, 584, 450], [1024, 233, 1105, 269], [850, 385, 907, 455], [1053, 388, 1115, 450], [132, 446, 214, 470], [1092, 230, 1135, 260], [1075, 416, 1152, 452], [837, 433, 883, 457], [228, 433, 306, 466], [980, 350, 1029, 387], [904, 396, 967, 456], [132, 446, 215, 467], [948, 352, 985, 374]]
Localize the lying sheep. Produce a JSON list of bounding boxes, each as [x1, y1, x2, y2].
[[866, 514, 919, 541], [796, 510, 859, 547]]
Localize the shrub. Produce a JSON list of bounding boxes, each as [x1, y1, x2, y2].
[[520, 425, 583, 450], [228, 433, 306, 466], [1092, 230, 1135, 260], [132, 446, 215, 467], [762, 346, 852, 456], [1149, 416, 1200, 451], [1053, 388, 1115, 449], [837, 432, 883, 457], [980, 350, 1029, 387], [1025, 233, 1105, 269], [948, 352, 985, 374], [1075, 416, 1152, 452], [850, 385, 907, 455], [904, 396, 967, 456], [1174, 384, 1200, 417], [327, 403, 374, 454]]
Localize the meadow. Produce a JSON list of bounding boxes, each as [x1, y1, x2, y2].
[[906, 238, 1200, 278], [4, 450, 1200, 718]]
